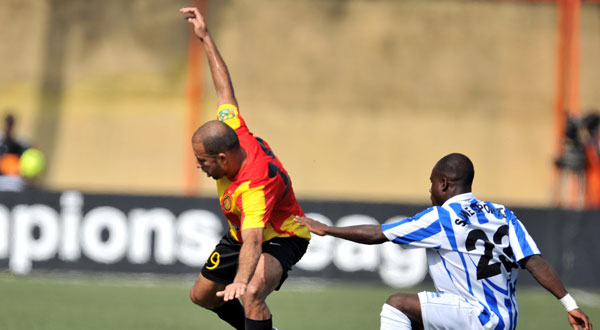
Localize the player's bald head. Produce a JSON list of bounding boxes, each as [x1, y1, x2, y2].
[[433, 153, 475, 189], [192, 120, 240, 155]]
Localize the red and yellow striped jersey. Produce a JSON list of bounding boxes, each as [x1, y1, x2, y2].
[[216, 104, 311, 243]]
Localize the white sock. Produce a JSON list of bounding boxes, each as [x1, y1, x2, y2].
[[380, 303, 412, 330]]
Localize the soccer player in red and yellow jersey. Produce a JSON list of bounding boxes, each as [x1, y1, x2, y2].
[[181, 7, 310, 330]]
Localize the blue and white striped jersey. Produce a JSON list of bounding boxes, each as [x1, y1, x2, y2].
[[382, 193, 540, 330]]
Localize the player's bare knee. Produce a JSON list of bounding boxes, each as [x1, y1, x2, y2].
[[189, 287, 217, 309], [189, 287, 203, 306], [241, 283, 266, 306], [244, 283, 262, 300]]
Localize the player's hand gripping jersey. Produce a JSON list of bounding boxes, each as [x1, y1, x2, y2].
[[382, 193, 540, 330], [216, 104, 310, 243]]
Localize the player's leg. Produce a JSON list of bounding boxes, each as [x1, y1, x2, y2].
[[241, 252, 283, 330], [190, 272, 226, 308], [244, 236, 308, 330], [414, 291, 491, 330], [381, 293, 423, 330], [190, 272, 246, 330], [189, 272, 245, 330], [190, 235, 246, 330]]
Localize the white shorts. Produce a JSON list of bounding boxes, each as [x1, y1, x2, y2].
[[418, 291, 499, 330]]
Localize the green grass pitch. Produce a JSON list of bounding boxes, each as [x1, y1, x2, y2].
[[0, 272, 597, 330]]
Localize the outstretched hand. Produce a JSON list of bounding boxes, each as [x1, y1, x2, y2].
[[216, 282, 247, 302], [568, 308, 593, 330], [180, 7, 208, 40], [295, 216, 329, 236]]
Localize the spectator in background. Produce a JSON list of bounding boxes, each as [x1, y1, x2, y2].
[[0, 112, 30, 191], [553, 110, 600, 209], [0, 114, 28, 155], [581, 111, 600, 208], [554, 115, 587, 208], [581, 111, 600, 158], [555, 115, 587, 174]]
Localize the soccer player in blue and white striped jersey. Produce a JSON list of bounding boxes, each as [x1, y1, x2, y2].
[[295, 153, 592, 330]]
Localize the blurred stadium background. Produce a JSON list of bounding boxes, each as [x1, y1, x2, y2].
[[3, 0, 599, 205], [1, 0, 599, 329]]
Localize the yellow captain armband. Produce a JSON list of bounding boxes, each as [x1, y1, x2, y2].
[[217, 104, 241, 130]]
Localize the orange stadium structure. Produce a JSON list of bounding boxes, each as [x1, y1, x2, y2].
[[549, 0, 600, 208], [184, 0, 207, 195]]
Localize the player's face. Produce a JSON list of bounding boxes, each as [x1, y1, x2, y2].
[[193, 143, 225, 180], [429, 170, 444, 206]]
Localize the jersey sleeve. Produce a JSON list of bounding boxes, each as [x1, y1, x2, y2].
[[506, 208, 541, 263], [381, 207, 444, 248]]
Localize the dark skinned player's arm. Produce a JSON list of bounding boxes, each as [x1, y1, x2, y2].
[[523, 254, 567, 298], [294, 216, 387, 244], [523, 254, 593, 330], [181, 7, 237, 107]]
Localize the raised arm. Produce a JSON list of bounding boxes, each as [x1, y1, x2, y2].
[[180, 7, 237, 107], [295, 216, 387, 244], [523, 254, 593, 330]]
